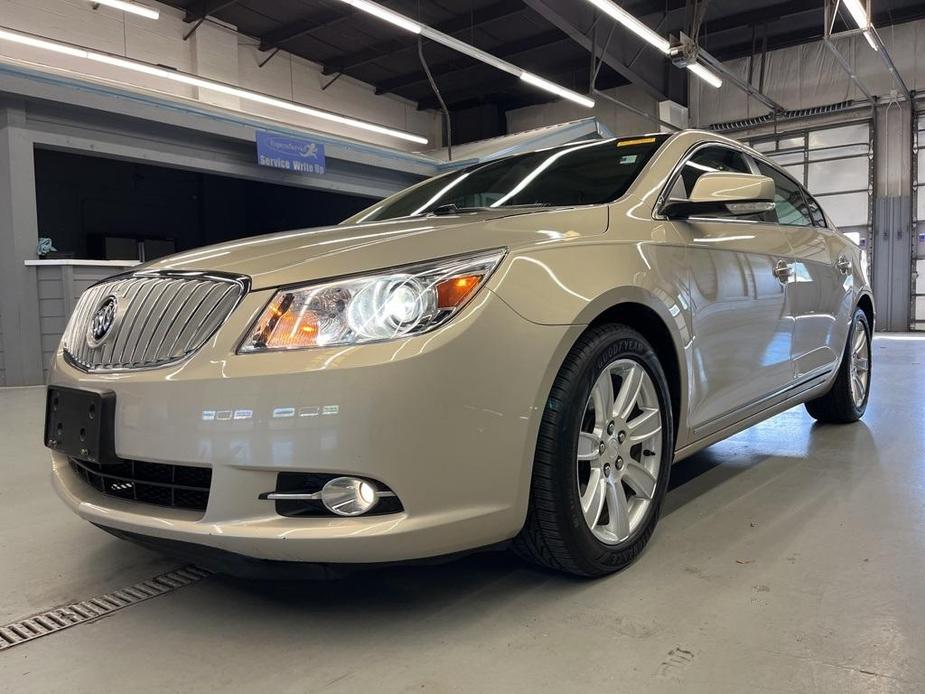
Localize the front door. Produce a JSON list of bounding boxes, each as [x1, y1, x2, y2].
[[756, 162, 844, 378], [668, 145, 796, 434]]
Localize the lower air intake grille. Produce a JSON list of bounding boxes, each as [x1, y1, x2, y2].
[[69, 458, 212, 513]]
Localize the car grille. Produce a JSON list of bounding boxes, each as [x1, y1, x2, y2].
[[69, 458, 212, 513], [62, 271, 247, 372]]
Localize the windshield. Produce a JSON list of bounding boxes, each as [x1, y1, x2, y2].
[[350, 135, 669, 223]]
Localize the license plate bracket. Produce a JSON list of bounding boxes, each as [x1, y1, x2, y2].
[[45, 387, 117, 464]]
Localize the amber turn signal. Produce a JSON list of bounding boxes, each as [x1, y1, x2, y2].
[[436, 274, 483, 309]]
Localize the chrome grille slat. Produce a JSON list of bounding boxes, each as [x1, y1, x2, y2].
[[134, 279, 181, 364], [177, 285, 232, 353], [184, 286, 236, 353], [165, 282, 211, 356], [117, 278, 162, 365], [149, 281, 201, 362], [99, 279, 133, 365], [112, 282, 148, 361], [129, 278, 173, 365], [62, 271, 246, 372]]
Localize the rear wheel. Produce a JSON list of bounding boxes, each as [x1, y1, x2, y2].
[[805, 308, 871, 423], [514, 324, 674, 577]]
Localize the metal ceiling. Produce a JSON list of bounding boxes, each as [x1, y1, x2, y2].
[[160, 0, 925, 113]]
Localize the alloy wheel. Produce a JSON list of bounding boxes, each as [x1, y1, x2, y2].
[[849, 320, 870, 408], [576, 358, 663, 545]]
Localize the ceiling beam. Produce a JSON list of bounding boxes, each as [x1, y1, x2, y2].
[[183, 0, 239, 23], [376, 30, 570, 96], [320, 0, 527, 75], [521, 0, 671, 102]]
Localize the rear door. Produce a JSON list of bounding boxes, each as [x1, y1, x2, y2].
[[754, 161, 845, 378], [668, 145, 796, 434]]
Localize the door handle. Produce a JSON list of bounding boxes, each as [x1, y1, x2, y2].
[[835, 255, 852, 275], [773, 259, 793, 283]]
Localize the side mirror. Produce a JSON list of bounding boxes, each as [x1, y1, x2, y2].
[[662, 172, 776, 219]]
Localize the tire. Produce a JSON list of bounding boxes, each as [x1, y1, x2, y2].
[[805, 308, 871, 424], [513, 324, 674, 577]]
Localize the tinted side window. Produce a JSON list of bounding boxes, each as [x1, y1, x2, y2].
[[756, 161, 813, 226], [670, 146, 751, 200]]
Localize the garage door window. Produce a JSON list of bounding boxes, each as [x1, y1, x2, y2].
[[750, 122, 871, 233], [756, 162, 813, 226]]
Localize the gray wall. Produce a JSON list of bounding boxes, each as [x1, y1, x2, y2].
[[0, 102, 43, 387], [0, 314, 5, 386]]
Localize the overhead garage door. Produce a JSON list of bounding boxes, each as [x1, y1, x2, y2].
[[750, 121, 873, 250], [915, 112, 924, 331]]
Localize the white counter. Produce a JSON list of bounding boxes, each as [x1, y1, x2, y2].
[[24, 259, 140, 267]]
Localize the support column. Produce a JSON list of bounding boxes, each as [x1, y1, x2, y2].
[[0, 102, 44, 385], [872, 101, 914, 332]]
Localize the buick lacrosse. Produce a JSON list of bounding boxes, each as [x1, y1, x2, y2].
[[47, 130, 873, 577]]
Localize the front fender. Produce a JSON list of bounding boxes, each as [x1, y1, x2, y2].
[[487, 241, 694, 449], [487, 242, 690, 330]]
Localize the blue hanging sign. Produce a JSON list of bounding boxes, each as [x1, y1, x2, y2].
[[256, 130, 326, 175]]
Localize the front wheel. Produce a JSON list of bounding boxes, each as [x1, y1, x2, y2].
[[514, 324, 674, 577], [805, 308, 871, 424]]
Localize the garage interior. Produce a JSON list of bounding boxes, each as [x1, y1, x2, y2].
[[1, 0, 924, 691]]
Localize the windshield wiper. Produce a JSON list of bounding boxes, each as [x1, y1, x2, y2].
[[426, 203, 491, 216], [426, 202, 551, 216]]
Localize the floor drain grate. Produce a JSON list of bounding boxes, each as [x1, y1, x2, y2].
[[0, 565, 210, 651]]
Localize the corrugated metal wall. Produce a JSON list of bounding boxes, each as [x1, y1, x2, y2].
[[691, 18, 925, 127], [915, 111, 924, 330]]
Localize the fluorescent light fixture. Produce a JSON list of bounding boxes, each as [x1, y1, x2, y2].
[[840, 0, 870, 29], [0, 28, 88, 58], [687, 62, 723, 88], [0, 27, 428, 144], [584, 1, 724, 88], [584, 0, 671, 54], [520, 72, 596, 108], [90, 0, 160, 20], [331, 0, 594, 108], [342, 0, 421, 34], [839, 0, 879, 50]]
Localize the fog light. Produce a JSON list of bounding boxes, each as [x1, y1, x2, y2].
[[321, 476, 379, 516]]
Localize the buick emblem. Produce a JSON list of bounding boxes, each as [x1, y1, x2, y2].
[[87, 296, 118, 347]]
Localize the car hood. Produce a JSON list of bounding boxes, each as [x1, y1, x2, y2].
[[144, 206, 609, 290]]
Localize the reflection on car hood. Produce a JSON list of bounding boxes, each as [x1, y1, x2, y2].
[[144, 207, 609, 290]]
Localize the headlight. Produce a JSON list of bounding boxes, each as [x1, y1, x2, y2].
[[238, 249, 505, 352]]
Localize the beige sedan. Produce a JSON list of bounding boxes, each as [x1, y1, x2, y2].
[[46, 130, 873, 577]]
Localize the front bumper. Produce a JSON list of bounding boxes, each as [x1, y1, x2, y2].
[[49, 288, 580, 563]]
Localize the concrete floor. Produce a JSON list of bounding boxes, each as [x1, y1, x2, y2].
[[1, 335, 924, 693]]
